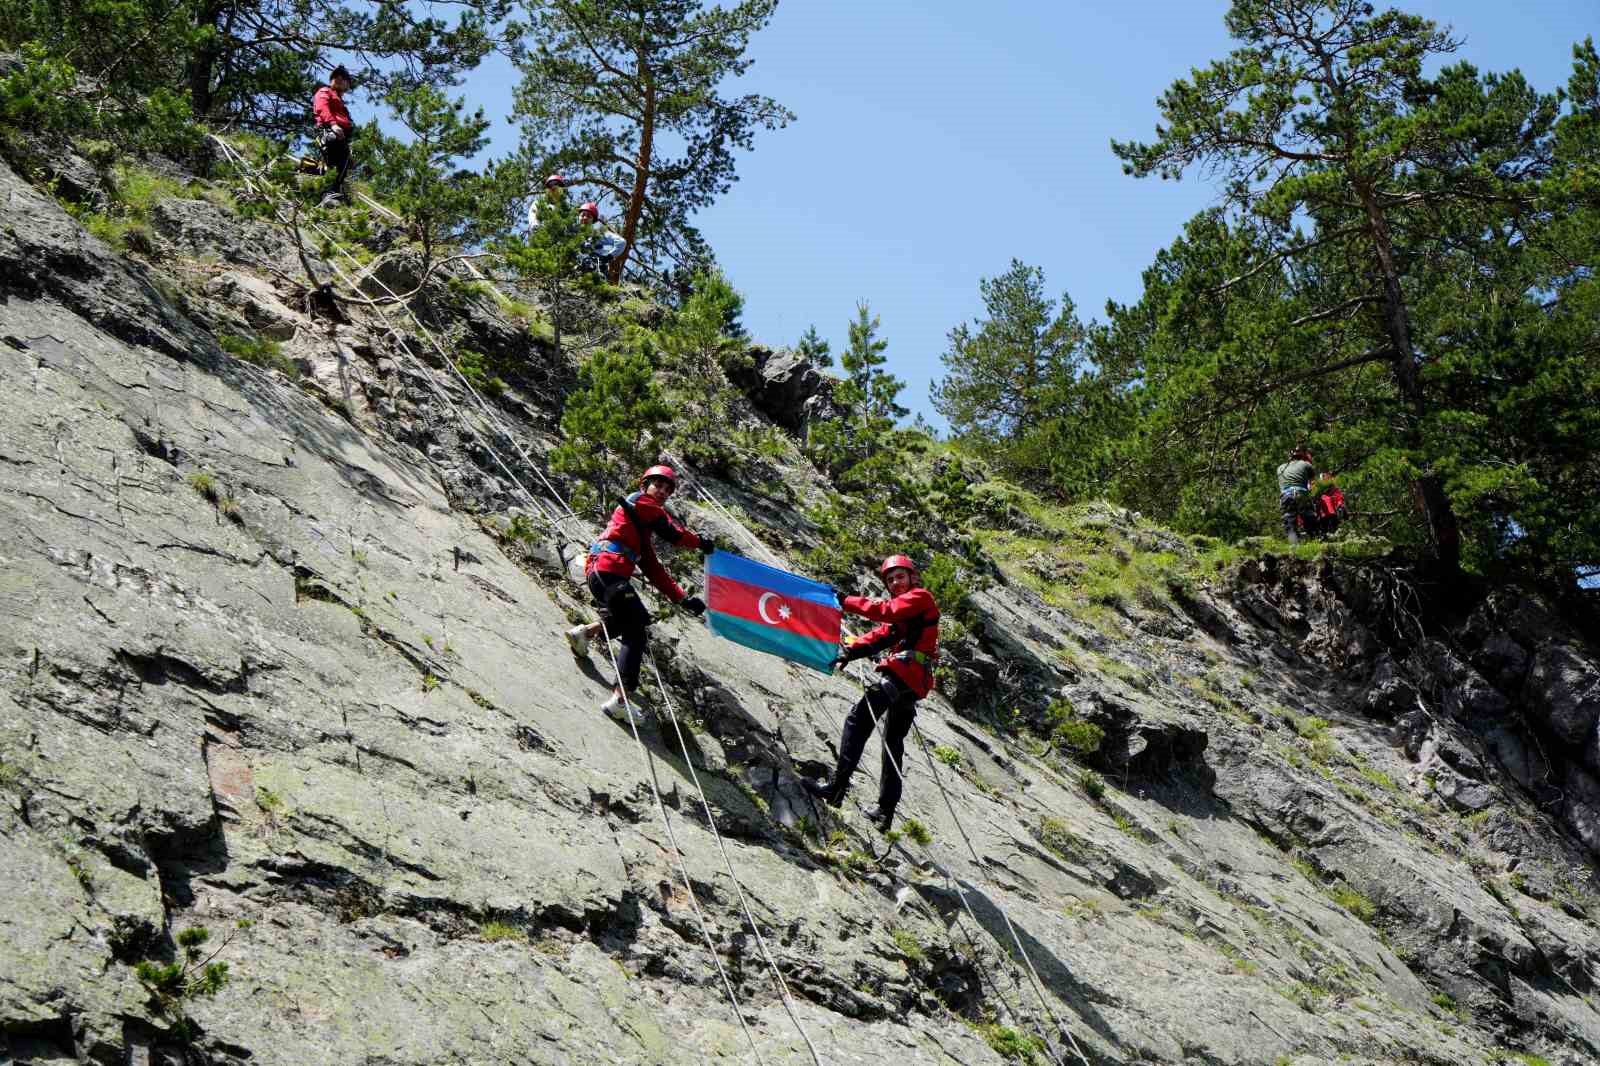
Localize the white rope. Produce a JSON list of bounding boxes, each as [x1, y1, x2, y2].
[[648, 650, 825, 1066], [669, 460, 1091, 1066], [211, 136, 583, 540], [596, 622, 767, 1065], [207, 136, 811, 1057]]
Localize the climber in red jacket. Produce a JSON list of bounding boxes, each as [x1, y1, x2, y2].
[[312, 65, 355, 205], [803, 554, 940, 831], [565, 465, 715, 721]]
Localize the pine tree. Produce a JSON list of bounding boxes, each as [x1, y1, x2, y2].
[[796, 325, 832, 368], [657, 271, 748, 470], [366, 86, 498, 270], [0, 0, 511, 143], [550, 349, 672, 512], [932, 259, 1088, 480], [808, 302, 906, 479], [1111, 0, 1573, 571], [513, 0, 793, 283], [500, 195, 606, 363]]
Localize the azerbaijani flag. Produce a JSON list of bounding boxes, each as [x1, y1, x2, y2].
[[703, 551, 841, 674]]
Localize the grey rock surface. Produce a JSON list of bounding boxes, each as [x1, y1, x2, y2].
[[2, 151, 1598, 1066]]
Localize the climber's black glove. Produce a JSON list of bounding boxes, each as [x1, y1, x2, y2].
[[697, 535, 717, 556], [680, 595, 706, 617]]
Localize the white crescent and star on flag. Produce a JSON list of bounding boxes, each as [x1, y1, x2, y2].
[[756, 592, 793, 626]]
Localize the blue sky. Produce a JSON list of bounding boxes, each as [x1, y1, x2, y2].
[[456, 1, 1596, 427]]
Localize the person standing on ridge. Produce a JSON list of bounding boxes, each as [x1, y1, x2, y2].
[[565, 465, 716, 721], [1277, 445, 1317, 544], [312, 65, 356, 206], [804, 555, 940, 832]]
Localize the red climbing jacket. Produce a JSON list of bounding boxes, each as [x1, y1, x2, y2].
[[840, 587, 941, 699], [312, 86, 352, 131], [586, 491, 704, 603]]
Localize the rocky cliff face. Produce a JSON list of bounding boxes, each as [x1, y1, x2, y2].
[[2, 151, 1598, 1066]]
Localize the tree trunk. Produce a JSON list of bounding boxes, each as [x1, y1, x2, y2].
[[1358, 182, 1461, 570], [610, 55, 654, 285], [184, 1, 227, 122]]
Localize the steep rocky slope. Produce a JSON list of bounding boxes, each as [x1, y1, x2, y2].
[[2, 150, 1598, 1066]]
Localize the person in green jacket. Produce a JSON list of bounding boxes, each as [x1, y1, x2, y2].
[[1277, 446, 1317, 543]]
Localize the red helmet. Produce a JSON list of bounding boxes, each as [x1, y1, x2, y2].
[[639, 464, 677, 488], [544, 173, 568, 189], [879, 554, 918, 584], [578, 202, 599, 221]]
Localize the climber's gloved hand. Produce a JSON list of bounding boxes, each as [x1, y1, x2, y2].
[[697, 535, 717, 556], [680, 595, 706, 617]]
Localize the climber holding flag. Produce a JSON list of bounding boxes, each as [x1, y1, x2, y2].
[[803, 555, 940, 832], [565, 465, 715, 721]]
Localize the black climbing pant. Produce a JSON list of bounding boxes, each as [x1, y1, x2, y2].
[[588, 570, 651, 692], [835, 675, 918, 817], [319, 131, 351, 196]]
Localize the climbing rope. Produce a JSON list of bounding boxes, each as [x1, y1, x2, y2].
[[669, 463, 1087, 1066], [210, 136, 582, 541], [207, 136, 821, 1060], [594, 619, 767, 1064], [648, 650, 825, 1066]]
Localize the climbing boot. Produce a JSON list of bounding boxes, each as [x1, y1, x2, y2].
[[802, 776, 846, 807], [600, 691, 645, 724], [564, 625, 590, 658], [866, 806, 895, 833]]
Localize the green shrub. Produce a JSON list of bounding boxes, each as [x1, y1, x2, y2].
[[134, 924, 239, 1039], [187, 471, 218, 501], [1037, 816, 1085, 861], [453, 349, 506, 398], [932, 744, 962, 768], [0, 45, 91, 135], [900, 817, 933, 846], [1077, 769, 1106, 801], [1329, 883, 1377, 922], [976, 1023, 1045, 1063], [1046, 699, 1104, 754], [219, 334, 298, 378], [480, 920, 527, 943], [889, 926, 925, 963]]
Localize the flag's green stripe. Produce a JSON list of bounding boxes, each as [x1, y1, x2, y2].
[[707, 610, 837, 673]]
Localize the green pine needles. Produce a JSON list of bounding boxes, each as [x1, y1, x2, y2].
[[134, 924, 244, 1039]]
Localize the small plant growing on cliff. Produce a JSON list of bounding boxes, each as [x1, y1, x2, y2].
[[889, 925, 925, 964], [1047, 699, 1104, 754], [900, 817, 933, 846], [1329, 883, 1377, 923], [480, 920, 527, 943], [188, 471, 217, 501], [219, 333, 298, 378], [932, 744, 962, 768], [1077, 769, 1107, 802], [135, 924, 242, 1038], [421, 673, 440, 693], [975, 1022, 1044, 1063]]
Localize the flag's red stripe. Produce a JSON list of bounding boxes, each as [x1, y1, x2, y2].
[[705, 573, 840, 642]]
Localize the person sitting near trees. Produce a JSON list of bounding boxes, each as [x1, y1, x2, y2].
[[1277, 445, 1318, 544], [312, 65, 356, 205], [565, 465, 716, 721], [803, 555, 940, 833], [577, 201, 627, 269], [528, 173, 570, 232]]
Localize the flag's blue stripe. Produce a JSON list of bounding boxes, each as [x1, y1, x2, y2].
[[706, 610, 837, 674], [705, 550, 838, 609]]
